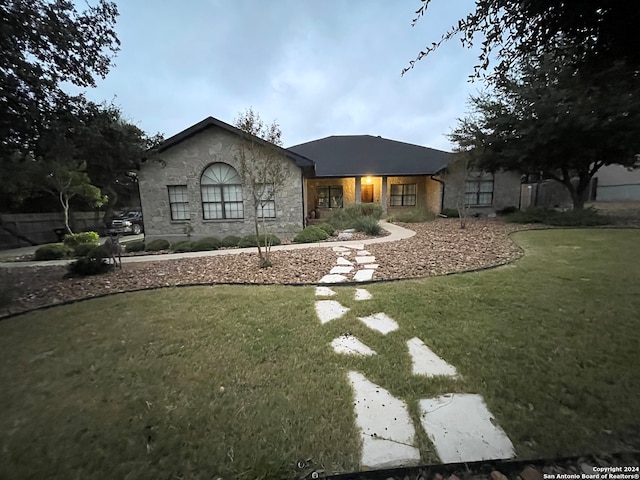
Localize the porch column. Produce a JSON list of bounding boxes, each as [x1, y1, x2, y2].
[[355, 177, 362, 204], [381, 176, 388, 215]]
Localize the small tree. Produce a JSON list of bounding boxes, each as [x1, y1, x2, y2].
[[34, 159, 105, 234], [234, 108, 288, 268], [446, 155, 471, 229]]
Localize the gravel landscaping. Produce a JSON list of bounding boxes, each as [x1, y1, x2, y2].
[[1, 218, 529, 318]]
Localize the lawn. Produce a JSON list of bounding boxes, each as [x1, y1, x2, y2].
[[0, 229, 638, 479]]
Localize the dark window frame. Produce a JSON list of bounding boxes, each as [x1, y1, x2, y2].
[[200, 163, 244, 220], [465, 177, 494, 206], [168, 185, 190, 220], [256, 183, 276, 219], [317, 186, 344, 208], [389, 183, 417, 206], [201, 184, 244, 220]]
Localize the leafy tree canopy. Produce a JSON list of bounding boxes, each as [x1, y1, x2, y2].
[[449, 51, 640, 209], [1, 98, 163, 215], [0, 0, 119, 158], [404, 0, 640, 77]]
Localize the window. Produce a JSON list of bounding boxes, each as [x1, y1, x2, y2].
[[465, 174, 494, 206], [201, 163, 244, 219], [257, 183, 275, 218], [168, 185, 189, 220], [317, 186, 343, 208], [389, 183, 417, 206]]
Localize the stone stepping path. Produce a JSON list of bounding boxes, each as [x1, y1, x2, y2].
[[315, 300, 349, 324], [348, 371, 421, 469], [407, 337, 459, 377], [321, 244, 375, 283], [319, 274, 348, 283], [353, 269, 375, 282], [355, 256, 376, 265], [331, 335, 376, 356], [315, 286, 336, 297], [313, 252, 514, 469], [330, 266, 354, 275], [357, 312, 398, 335], [354, 288, 372, 301], [418, 393, 515, 463]]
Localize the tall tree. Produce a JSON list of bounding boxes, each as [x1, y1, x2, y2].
[[28, 103, 106, 232], [449, 53, 640, 210], [78, 103, 163, 224], [234, 108, 287, 268], [0, 0, 119, 159], [1, 98, 162, 235], [404, 0, 640, 78]]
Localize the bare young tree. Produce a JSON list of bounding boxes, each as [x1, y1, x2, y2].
[[234, 108, 288, 268]]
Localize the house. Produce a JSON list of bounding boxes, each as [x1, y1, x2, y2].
[[289, 135, 521, 219], [138, 116, 521, 242], [591, 164, 640, 201], [138, 117, 313, 243]]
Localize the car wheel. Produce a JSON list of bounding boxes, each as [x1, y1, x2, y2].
[[132, 224, 142, 235]]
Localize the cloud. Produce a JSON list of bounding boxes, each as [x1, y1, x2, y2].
[[76, 0, 483, 151]]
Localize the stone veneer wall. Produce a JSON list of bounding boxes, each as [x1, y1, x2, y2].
[[139, 127, 305, 243], [442, 170, 521, 214]]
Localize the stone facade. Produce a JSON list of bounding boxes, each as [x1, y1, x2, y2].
[[442, 170, 521, 214], [139, 127, 305, 243]]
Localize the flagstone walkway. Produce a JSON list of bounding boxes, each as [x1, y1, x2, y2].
[[314, 252, 516, 469]]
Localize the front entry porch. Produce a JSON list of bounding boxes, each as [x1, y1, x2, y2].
[[305, 176, 442, 221]]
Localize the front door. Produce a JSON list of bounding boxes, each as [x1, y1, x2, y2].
[[361, 184, 373, 203]]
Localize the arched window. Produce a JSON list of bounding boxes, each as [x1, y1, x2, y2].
[[201, 163, 244, 219]]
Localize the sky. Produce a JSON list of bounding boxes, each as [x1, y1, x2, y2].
[[74, 1, 485, 151]]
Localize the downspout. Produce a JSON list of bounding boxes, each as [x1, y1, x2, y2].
[[301, 170, 306, 227], [430, 175, 445, 214]]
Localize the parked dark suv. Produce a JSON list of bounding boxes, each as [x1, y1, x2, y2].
[[107, 209, 144, 235]]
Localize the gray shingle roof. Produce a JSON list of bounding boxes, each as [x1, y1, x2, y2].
[[155, 116, 315, 169], [287, 135, 451, 177]]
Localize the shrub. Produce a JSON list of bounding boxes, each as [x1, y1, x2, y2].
[[238, 234, 281, 248], [440, 208, 460, 218], [125, 240, 145, 252], [35, 243, 71, 261], [496, 206, 518, 216], [192, 237, 222, 251], [350, 202, 383, 219], [145, 239, 171, 251], [221, 235, 241, 248], [66, 246, 112, 276], [73, 242, 98, 257], [171, 240, 194, 253], [62, 231, 99, 249], [293, 226, 329, 243], [388, 208, 436, 223], [353, 216, 382, 235], [327, 203, 384, 230], [316, 222, 335, 236], [507, 207, 611, 226]]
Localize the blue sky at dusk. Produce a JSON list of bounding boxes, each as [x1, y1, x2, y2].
[[73, 1, 484, 150]]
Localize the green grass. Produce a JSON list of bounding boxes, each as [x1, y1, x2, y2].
[[1, 229, 639, 478]]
